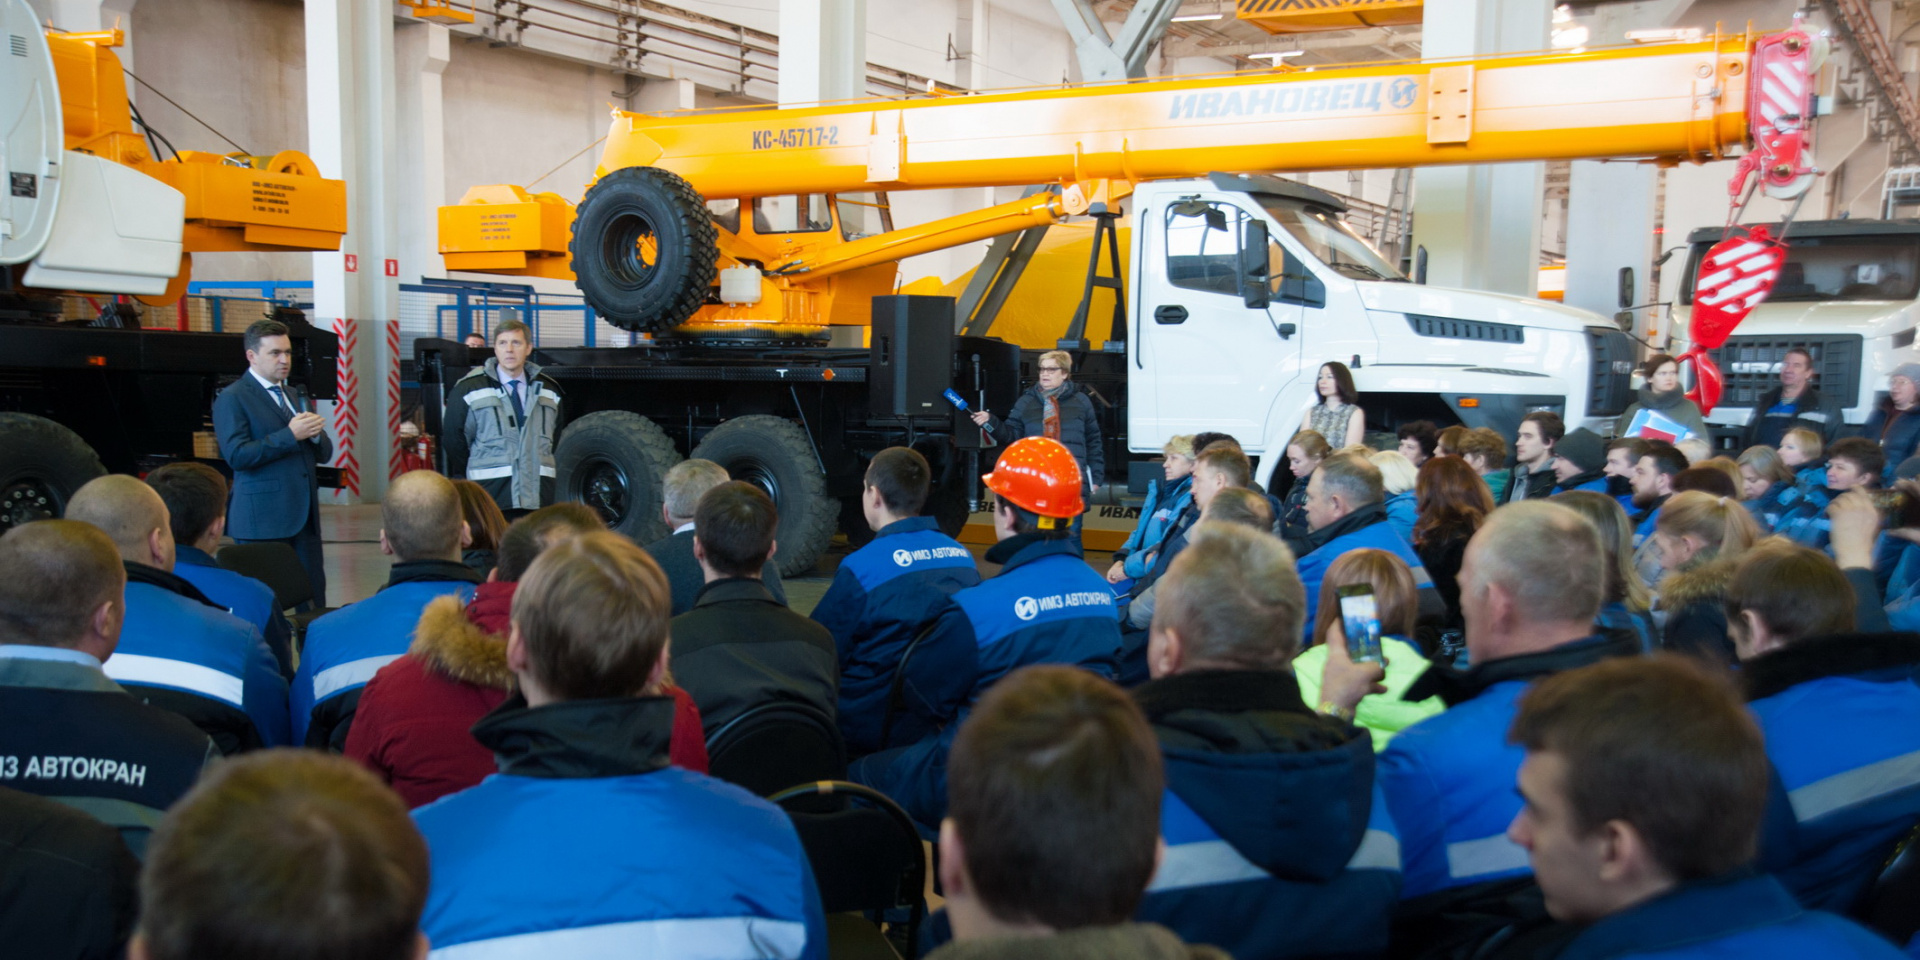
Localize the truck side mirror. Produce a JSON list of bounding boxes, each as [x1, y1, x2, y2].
[[1618, 266, 1636, 310], [1414, 245, 1428, 285], [1239, 220, 1272, 309]]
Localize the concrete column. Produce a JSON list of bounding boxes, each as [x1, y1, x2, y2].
[[1409, 0, 1549, 296], [395, 24, 451, 283], [632, 78, 696, 113], [1563, 161, 1657, 320], [306, 0, 397, 502], [779, 0, 867, 105]]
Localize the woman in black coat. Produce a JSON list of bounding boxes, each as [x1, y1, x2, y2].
[[971, 349, 1104, 494]]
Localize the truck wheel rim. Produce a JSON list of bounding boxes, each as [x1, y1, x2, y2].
[[576, 457, 630, 526], [600, 212, 660, 288], [0, 481, 56, 532], [729, 457, 782, 506]]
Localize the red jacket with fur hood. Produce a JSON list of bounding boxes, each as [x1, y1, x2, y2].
[[345, 581, 710, 808]]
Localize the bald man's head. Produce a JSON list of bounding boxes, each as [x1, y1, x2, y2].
[[382, 471, 466, 562], [0, 520, 127, 654], [65, 474, 174, 570]]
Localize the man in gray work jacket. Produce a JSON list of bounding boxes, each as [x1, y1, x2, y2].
[[443, 319, 565, 514]]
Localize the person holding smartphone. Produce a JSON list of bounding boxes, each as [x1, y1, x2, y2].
[[1293, 550, 1444, 751]]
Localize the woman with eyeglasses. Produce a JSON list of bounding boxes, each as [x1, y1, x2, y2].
[[971, 349, 1105, 503]]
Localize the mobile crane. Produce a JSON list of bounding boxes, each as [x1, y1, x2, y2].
[[430, 26, 1822, 572], [0, 0, 345, 526]]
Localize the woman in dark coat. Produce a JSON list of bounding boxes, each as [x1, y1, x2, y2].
[[971, 349, 1104, 495], [1864, 363, 1920, 483]]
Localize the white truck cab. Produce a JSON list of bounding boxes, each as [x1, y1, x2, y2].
[[1127, 173, 1636, 488], [1671, 219, 1920, 443]]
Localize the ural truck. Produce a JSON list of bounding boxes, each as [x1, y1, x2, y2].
[[1672, 218, 1920, 443], [0, 3, 346, 527], [432, 26, 1822, 573]]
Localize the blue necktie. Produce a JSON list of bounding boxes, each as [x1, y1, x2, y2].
[[270, 385, 295, 418], [508, 380, 525, 422]]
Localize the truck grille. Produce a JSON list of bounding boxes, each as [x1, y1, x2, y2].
[[1585, 327, 1635, 419], [1407, 314, 1526, 343], [1706, 335, 1864, 409]]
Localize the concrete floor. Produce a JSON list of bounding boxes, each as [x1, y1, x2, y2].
[[319, 504, 1116, 614]]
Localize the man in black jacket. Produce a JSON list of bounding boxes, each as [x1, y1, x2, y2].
[[670, 481, 836, 737], [0, 786, 138, 960], [644, 459, 785, 616], [1743, 347, 1845, 449]]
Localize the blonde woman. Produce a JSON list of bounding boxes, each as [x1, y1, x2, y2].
[[1554, 490, 1656, 652], [1108, 435, 1195, 584], [1653, 491, 1761, 667], [1737, 444, 1796, 532], [1367, 449, 1418, 544]]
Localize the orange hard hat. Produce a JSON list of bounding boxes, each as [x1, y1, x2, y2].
[[983, 437, 1085, 519]]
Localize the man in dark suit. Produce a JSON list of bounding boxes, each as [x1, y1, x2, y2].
[[212, 319, 333, 607], [643, 458, 784, 616]]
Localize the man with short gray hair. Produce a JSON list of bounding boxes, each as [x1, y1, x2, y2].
[[1130, 523, 1400, 958], [1294, 452, 1436, 635], [644, 459, 785, 615], [1322, 500, 1639, 902]]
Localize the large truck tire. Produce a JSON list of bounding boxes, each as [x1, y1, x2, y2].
[[555, 411, 683, 544], [569, 166, 718, 335], [0, 414, 106, 533], [692, 415, 837, 578]]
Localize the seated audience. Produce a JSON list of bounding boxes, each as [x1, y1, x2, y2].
[[347, 504, 708, 808], [135, 751, 429, 960], [851, 438, 1121, 829], [0, 520, 214, 855], [645, 459, 785, 616], [1398, 420, 1439, 467], [1549, 428, 1609, 495], [452, 478, 507, 578], [1436, 424, 1470, 459], [1200, 485, 1273, 531], [1108, 435, 1195, 585], [1328, 501, 1637, 899], [1629, 440, 1689, 586], [1553, 490, 1657, 652], [67, 475, 288, 753], [1504, 656, 1904, 959], [1129, 443, 1249, 631], [1458, 427, 1511, 502], [145, 462, 294, 679], [413, 531, 825, 958], [1122, 525, 1402, 958], [813, 447, 982, 756], [1778, 436, 1883, 550], [1278, 430, 1330, 542], [1726, 544, 1920, 913], [671, 481, 837, 736], [294, 470, 482, 749], [931, 665, 1227, 960], [1505, 411, 1564, 503], [1653, 491, 1760, 667], [1294, 549, 1445, 749], [1738, 444, 1797, 530], [0, 785, 138, 960], [1670, 463, 1739, 499], [1604, 437, 1649, 510], [1369, 449, 1419, 543], [1295, 452, 1437, 638], [1414, 455, 1494, 631], [1780, 425, 1830, 483]]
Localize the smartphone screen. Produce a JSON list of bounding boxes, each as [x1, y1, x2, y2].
[[1335, 584, 1385, 666]]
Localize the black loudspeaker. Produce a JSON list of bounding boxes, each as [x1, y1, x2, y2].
[[870, 295, 954, 418]]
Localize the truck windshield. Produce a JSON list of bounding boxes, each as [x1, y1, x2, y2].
[[1254, 195, 1405, 281], [1681, 233, 1920, 304]]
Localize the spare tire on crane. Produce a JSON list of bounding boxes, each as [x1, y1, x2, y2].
[[568, 166, 718, 334]]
